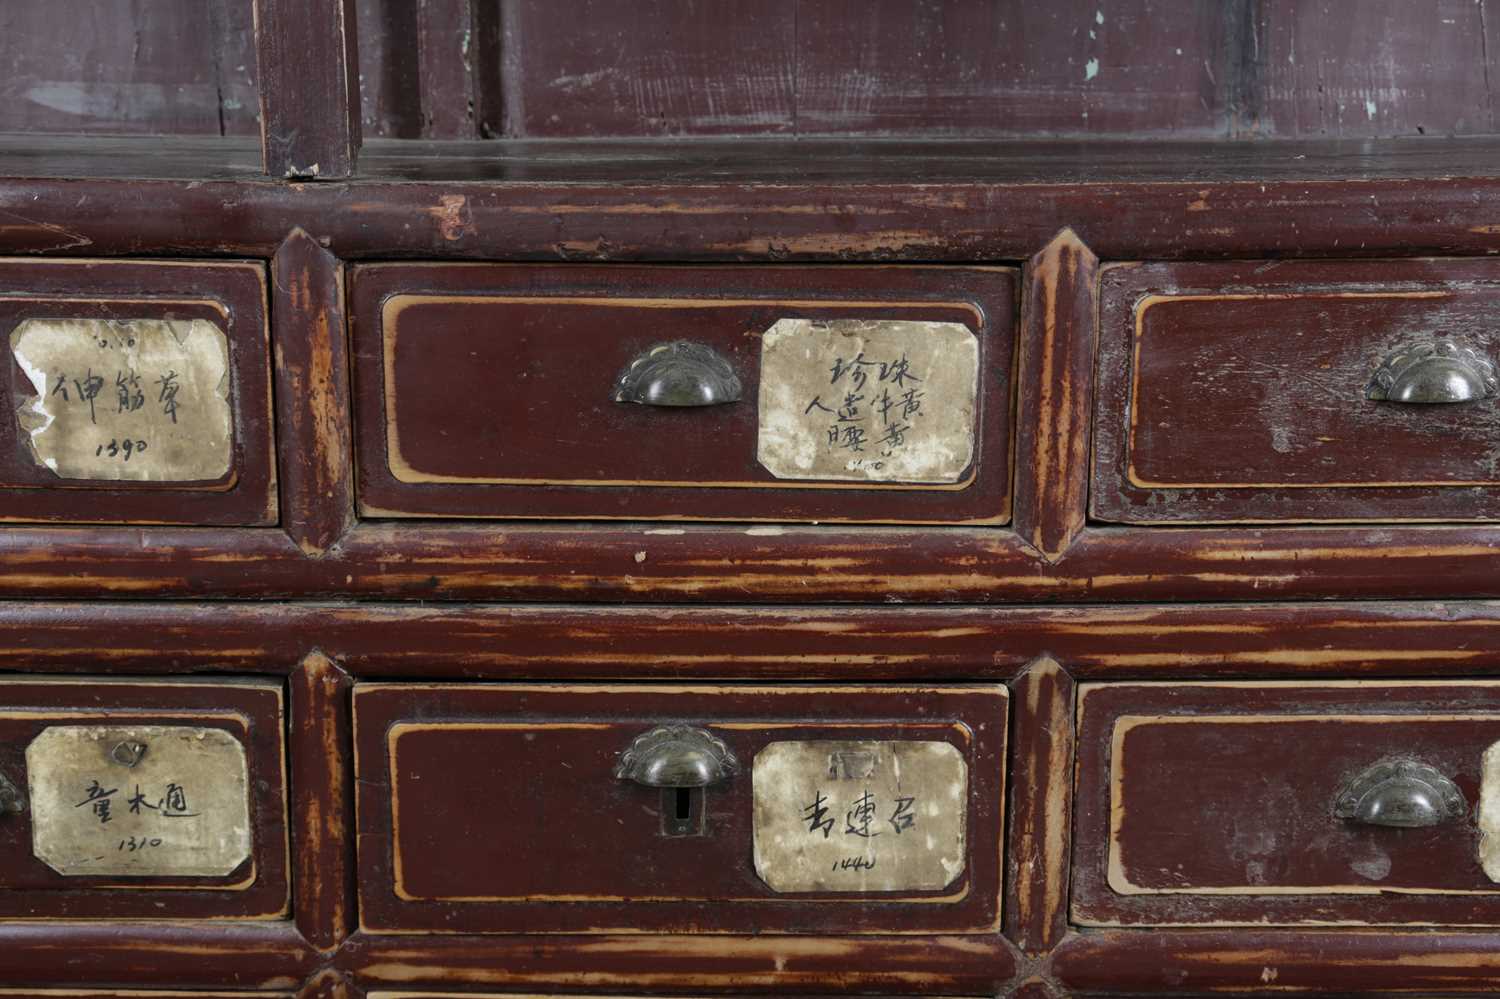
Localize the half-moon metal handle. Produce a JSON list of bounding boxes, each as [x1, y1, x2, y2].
[[0, 770, 25, 817], [614, 725, 739, 787], [614, 341, 742, 407], [1366, 340, 1498, 404], [1333, 759, 1465, 828]]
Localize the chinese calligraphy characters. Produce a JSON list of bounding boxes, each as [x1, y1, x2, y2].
[[28, 725, 253, 877], [753, 740, 969, 893], [804, 350, 926, 468], [11, 318, 233, 482], [757, 318, 980, 483]]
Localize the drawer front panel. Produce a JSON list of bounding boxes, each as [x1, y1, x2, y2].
[[0, 678, 288, 919], [1074, 682, 1500, 926], [1093, 259, 1500, 523], [0, 259, 274, 525], [351, 265, 1016, 523], [354, 683, 1006, 934]]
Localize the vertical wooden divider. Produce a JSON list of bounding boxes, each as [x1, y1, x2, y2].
[[1005, 656, 1077, 955], [290, 651, 356, 954], [1012, 229, 1100, 561], [272, 229, 357, 556], [253, 0, 362, 178]]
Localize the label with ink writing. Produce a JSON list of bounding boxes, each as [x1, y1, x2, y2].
[[26, 725, 252, 878], [751, 739, 968, 893], [10, 318, 233, 482], [756, 318, 979, 483]]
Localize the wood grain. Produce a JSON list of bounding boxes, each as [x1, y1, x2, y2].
[[1013, 229, 1098, 559], [1053, 929, 1500, 994], [0, 922, 316, 988], [290, 653, 355, 953], [253, 0, 361, 177], [0, 601, 1496, 681], [338, 930, 1016, 993], [1094, 258, 1500, 523], [349, 263, 1015, 524], [272, 230, 356, 554], [0, 522, 1498, 602], [1004, 658, 1075, 954]]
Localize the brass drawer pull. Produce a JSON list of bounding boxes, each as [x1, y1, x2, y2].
[[614, 725, 738, 787], [1366, 340, 1497, 404], [615, 725, 739, 838], [0, 770, 23, 817], [614, 341, 743, 407], [1334, 758, 1465, 828]]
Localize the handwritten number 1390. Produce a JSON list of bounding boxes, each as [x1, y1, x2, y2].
[[96, 439, 148, 461]]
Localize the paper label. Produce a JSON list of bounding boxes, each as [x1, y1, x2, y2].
[[757, 318, 979, 483], [27, 725, 252, 877], [11, 318, 232, 482], [752, 739, 967, 893]]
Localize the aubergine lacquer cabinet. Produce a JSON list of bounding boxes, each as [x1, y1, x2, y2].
[[4, 1, 1500, 996]]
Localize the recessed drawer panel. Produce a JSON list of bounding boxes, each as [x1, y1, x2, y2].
[[350, 265, 1016, 523], [1074, 681, 1500, 926], [1093, 259, 1500, 523], [354, 683, 1006, 934], [0, 259, 274, 525], [0, 678, 287, 919]]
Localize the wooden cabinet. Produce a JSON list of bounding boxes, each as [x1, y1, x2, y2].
[[5, 1, 1500, 997]]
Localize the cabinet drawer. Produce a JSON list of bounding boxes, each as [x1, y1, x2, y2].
[[350, 265, 1016, 523], [0, 259, 274, 525], [0, 678, 287, 919], [1074, 681, 1500, 927], [1093, 259, 1500, 523], [354, 683, 1006, 934]]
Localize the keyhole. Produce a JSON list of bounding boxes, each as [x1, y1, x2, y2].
[[660, 786, 705, 837]]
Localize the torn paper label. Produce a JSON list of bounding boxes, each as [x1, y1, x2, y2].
[[11, 318, 232, 482]]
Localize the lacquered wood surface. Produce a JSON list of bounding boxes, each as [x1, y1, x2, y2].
[[0, 679, 287, 919], [355, 683, 1005, 936], [351, 263, 1014, 523], [0, 259, 274, 526], [1095, 258, 1500, 523], [1076, 682, 1500, 926]]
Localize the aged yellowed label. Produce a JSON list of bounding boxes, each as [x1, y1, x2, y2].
[[752, 740, 967, 893], [11, 318, 232, 482], [27, 725, 252, 878], [1480, 741, 1500, 883], [757, 318, 979, 483]]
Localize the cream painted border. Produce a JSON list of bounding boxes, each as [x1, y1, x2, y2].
[[1123, 290, 1500, 490], [380, 294, 984, 491], [0, 675, 289, 919], [1107, 710, 1500, 897], [354, 683, 1005, 935], [5, 297, 241, 494]]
